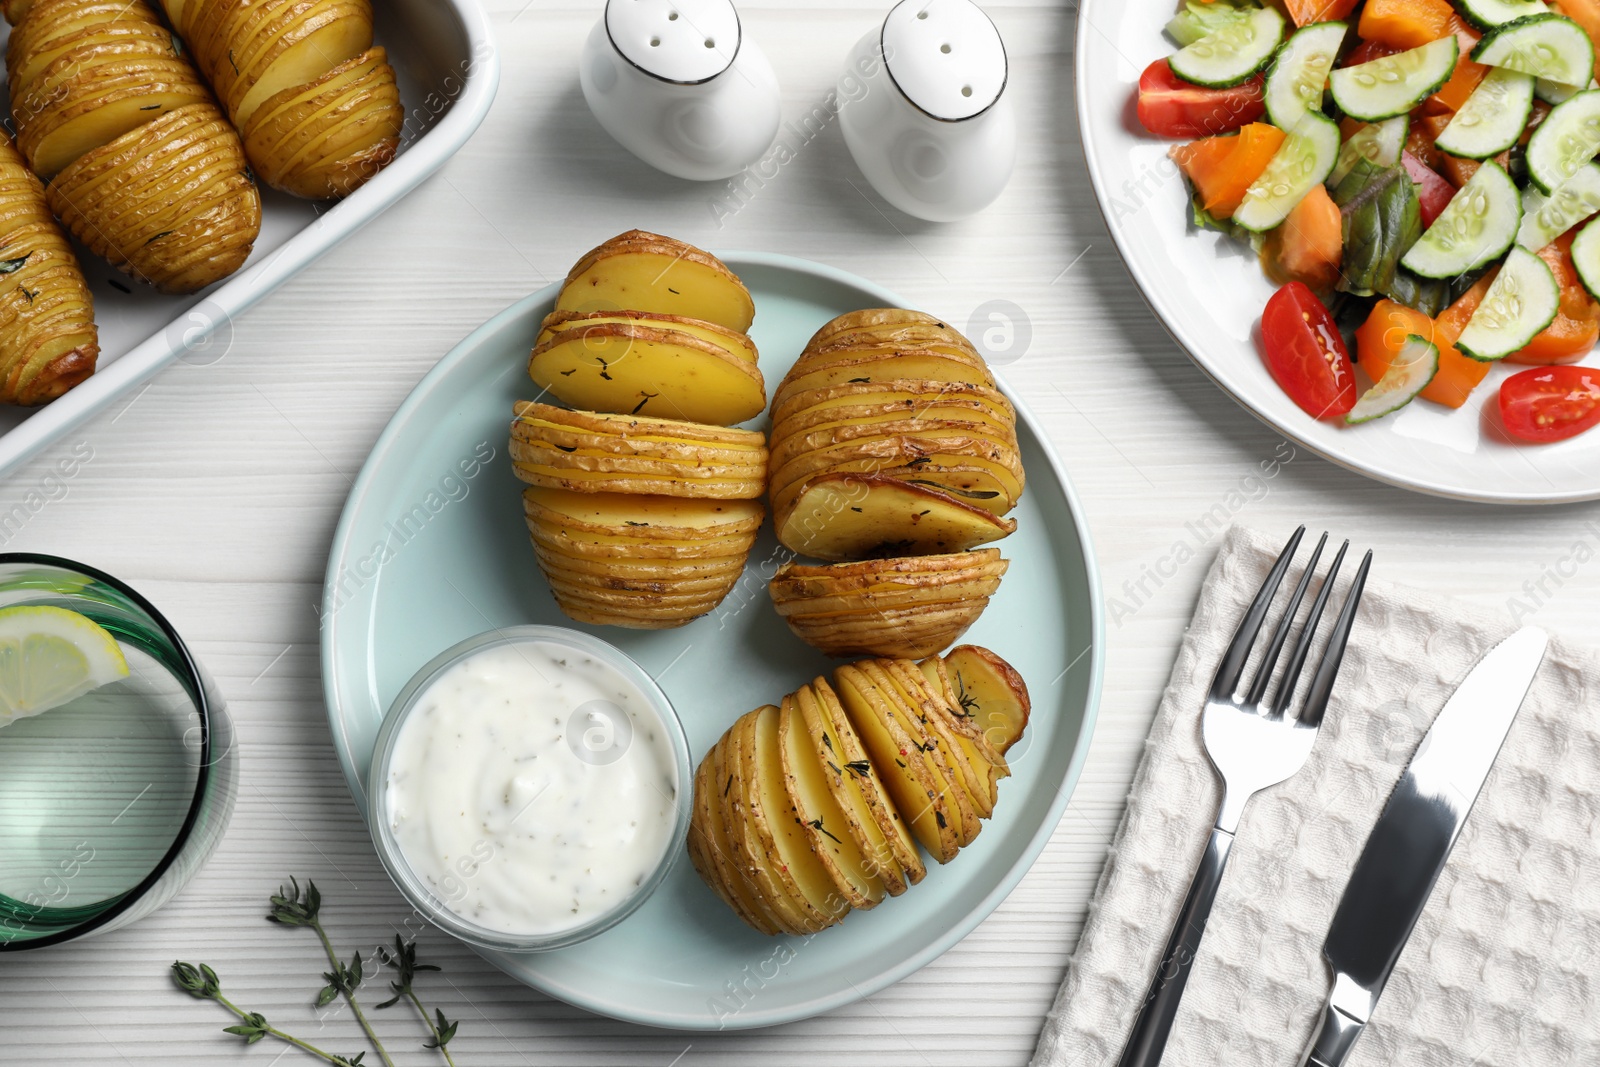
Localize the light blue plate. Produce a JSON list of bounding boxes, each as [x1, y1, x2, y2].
[[320, 253, 1104, 1030]]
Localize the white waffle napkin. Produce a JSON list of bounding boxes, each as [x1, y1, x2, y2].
[[1032, 524, 1600, 1067]]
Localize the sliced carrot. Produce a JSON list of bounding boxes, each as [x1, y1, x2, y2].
[[1358, 0, 1456, 49], [1508, 234, 1600, 364], [1260, 185, 1343, 295], [1410, 111, 1449, 174], [1426, 273, 1495, 407], [1169, 123, 1287, 218], [1285, 0, 1360, 24]]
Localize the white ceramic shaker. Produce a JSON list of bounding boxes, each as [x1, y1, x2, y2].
[[579, 0, 781, 182], [837, 0, 1016, 221]]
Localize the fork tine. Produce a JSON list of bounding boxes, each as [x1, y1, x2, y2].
[[1210, 525, 1305, 700], [1245, 531, 1328, 710], [1269, 539, 1349, 715], [1296, 548, 1372, 727]]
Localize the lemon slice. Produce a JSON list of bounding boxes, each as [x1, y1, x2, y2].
[[0, 605, 130, 726]]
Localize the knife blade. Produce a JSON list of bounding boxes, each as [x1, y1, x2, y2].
[[1299, 625, 1548, 1067]]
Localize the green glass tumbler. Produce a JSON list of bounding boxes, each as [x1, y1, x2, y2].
[[0, 554, 238, 949]]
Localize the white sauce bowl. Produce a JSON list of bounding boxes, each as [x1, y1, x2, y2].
[[365, 625, 691, 952]]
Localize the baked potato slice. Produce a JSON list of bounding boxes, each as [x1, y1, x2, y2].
[[787, 605, 984, 659], [834, 663, 962, 862], [213, 0, 372, 125], [534, 546, 746, 583], [770, 550, 1006, 594], [879, 659, 993, 823], [918, 656, 1008, 805], [777, 694, 884, 911], [8, 25, 174, 99], [943, 645, 1032, 755], [557, 230, 755, 332], [807, 677, 923, 891], [529, 322, 765, 426], [722, 711, 813, 934], [17, 67, 211, 179], [512, 459, 765, 500], [774, 351, 996, 404], [708, 734, 786, 934], [776, 475, 1015, 560], [772, 384, 1015, 436], [49, 103, 261, 293], [528, 522, 754, 563], [240, 46, 401, 198], [770, 575, 1002, 616], [733, 708, 841, 932], [538, 309, 758, 364], [523, 486, 763, 539], [513, 401, 767, 452], [804, 308, 976, 351]]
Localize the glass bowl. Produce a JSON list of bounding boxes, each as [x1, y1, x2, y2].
[[0, 554, 238, 951], [366, 624, 691, 952]]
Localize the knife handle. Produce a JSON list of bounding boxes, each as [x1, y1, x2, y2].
[[1115, 825, 1234, 1067], [1299, 995, 1366, 1067]]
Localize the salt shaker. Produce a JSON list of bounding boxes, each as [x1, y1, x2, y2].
[[579, 0, 781, 182], [837, 0, 1016, 221]]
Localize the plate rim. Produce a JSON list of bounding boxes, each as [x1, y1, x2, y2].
[[319, 251, 1106, 1029], [1073, 0, 1594, 506]]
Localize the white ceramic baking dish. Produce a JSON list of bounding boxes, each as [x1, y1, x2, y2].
[[0, 0, 499, 476]]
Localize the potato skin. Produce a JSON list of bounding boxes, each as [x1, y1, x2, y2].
[[0, 133, 97, 405], [49, 104, 262, 294]]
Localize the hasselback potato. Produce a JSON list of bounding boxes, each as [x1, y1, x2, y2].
[[6, 0, 261, 293], [0, 133, 97, 405], [161, 0, 403, 198]]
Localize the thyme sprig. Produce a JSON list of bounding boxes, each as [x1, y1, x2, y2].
[[170, 961, 367, 1066], [268, 878, 396, 1067], [376, 935, 459, 1064]]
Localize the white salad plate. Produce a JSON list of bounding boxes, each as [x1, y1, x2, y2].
[[1076, 0, 1600, 504], [320, 253, 1104, 1029], [0, 0, 498, 479]]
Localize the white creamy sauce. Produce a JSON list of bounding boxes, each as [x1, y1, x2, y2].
[[385, 641, 678, 936]]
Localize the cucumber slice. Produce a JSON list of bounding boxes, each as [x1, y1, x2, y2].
[[1330, 36, 1459, 121], [1472, 14, 1595, 87], [1517, 163, 1600, 249], [1526, 89, 1600, 192], [1571, 214, 1600, 300], [1166, 0, 1253, 47], [1534, 76, 1595, 104], [1401, 161, 1521, 278], [1328, 115, 1409, 186], [1458, 0, 1548, 30], [1435, 67, 1536, 159], [1456, 245, 1562, 360], [1265, 21, 1346, 129], [1232, 112, 1341, 232], [1346, 335, 1440, 424], [1169, 7, 1286, 88]]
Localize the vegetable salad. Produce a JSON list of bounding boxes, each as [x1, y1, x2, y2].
[[1138, 0, 1600, 443]]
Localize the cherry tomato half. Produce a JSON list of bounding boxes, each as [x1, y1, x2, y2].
[[1261, 282, 1357, 420], [1498, 366, 1600, 443], [1136, 59, 1265, 139]]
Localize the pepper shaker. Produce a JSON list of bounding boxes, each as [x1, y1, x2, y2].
[[579, 0, 781, 182], [837, 0, 1016, 221]]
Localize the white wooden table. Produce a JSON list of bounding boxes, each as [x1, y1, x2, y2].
[[4, 1, 1599, 1063]]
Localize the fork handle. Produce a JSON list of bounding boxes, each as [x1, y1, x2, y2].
[[1115, 825, 1236, 1067]]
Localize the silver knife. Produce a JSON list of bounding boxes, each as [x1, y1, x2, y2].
[[1299, 625, 1548, 1067]]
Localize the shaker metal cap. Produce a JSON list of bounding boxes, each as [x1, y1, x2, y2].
[[882, 0, 1007, 121], [606, 0, 741, 85]]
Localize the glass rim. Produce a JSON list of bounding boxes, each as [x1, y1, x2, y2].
[[0, 552, 216, 953], [365, 623, 692, 953]]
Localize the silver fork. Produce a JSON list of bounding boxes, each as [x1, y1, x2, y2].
[[1116, 526, 1372, 1067]]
